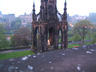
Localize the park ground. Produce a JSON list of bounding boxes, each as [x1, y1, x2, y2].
[[0, 41, 93, 60], [0, 44, 96, 72]]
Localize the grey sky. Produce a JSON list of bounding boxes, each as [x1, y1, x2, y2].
[[0, 0, 96, 16]]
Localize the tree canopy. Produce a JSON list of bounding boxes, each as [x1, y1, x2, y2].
[[11, 27, 31, 47], [72, 20, 93, 44], [0, 24, 9, 49]]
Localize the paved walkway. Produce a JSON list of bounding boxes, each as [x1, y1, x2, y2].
[[0, 44, 96, 72]]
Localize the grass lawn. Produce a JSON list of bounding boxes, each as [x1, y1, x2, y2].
[[0, 42, 92, 60], [58, 44, 80, 48], [68, 44, 80, 48], [85, 41, 93, 45], [0, 50, 34, 60]]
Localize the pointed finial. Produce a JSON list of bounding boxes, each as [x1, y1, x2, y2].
[[33, 0, 35, 9], [62, 0, 67, 20], [65, 0, 67, 7], [64, 0, 67, 11], [65, 0, 66, 3], [32, 0, 36, 21]]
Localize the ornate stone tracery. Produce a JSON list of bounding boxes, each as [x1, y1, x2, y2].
[[32, 0, 68, 52]]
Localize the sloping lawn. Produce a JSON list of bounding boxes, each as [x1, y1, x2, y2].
[[0, 50, 34, 60]]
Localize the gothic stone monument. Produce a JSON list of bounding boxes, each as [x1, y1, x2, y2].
[[32, 0, 68, 52]]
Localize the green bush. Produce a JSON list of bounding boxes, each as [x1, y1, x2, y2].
[[70, 34, 81, 41], [91, 32, 96, 44], [0, 24, 10, 49]]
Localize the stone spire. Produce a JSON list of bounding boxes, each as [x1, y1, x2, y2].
[[32, 0, 36, 21], [63, 0, 68, 49], [44, 0, 48, 21], [40, 0, 44, 21], [62, 0, 67, 20]]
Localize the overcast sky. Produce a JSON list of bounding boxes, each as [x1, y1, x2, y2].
[[0, 0, 96, 16]]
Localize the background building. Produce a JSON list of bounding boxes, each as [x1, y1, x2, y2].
[[19, 13, 32, 26]]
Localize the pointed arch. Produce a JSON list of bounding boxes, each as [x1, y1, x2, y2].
[[58, 28, 63, 49], [33, 27, 40, 50]]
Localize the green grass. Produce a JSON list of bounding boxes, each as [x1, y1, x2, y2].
[[85, 42, 92, 45], [58, 44, 80, 48], [85, 41, 95, 45], [0, 41, 93, 60], [68, 44, 80, 48], [0, 50, 34, 60]]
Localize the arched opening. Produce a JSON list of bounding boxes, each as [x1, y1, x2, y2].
[[48, 27, 54, 46], [58, 29, 62, 49], [34, 27, 39, 48]]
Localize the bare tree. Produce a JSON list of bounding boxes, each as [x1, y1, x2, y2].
[[11, 27, 31, 47]]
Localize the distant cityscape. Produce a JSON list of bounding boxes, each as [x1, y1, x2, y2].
[[0, 10, 96, 30], [0, 11, 32, 27]]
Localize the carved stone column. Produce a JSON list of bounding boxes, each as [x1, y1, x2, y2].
[[64, 23, 68, 48], [54, 29, 58, 49]]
